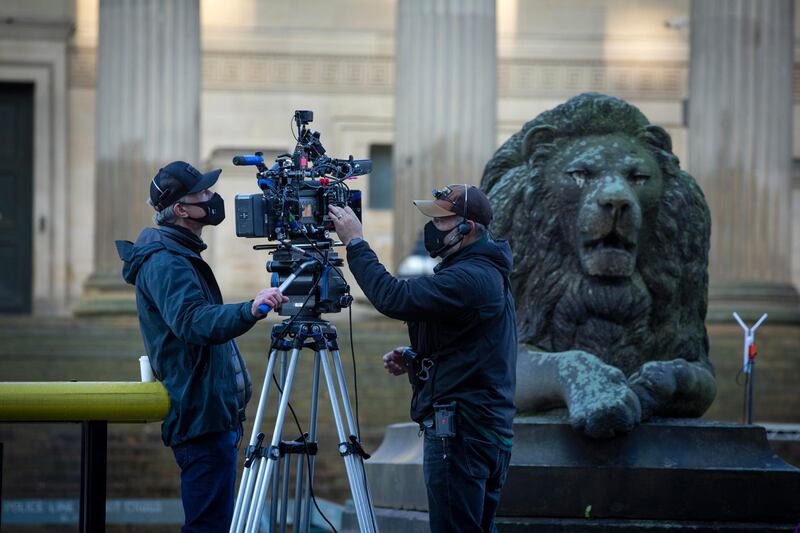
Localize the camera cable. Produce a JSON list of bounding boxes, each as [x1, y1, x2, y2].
[[263, 274, 339, 533]]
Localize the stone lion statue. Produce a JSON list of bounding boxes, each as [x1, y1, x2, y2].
[[481, 93, 716, 439]]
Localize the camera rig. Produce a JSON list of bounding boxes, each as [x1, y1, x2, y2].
[[233, 109, 367, 243], [229, 111, 379, 533], [232, 110, 369, 317]]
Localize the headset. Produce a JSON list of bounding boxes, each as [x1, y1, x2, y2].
[[432, 184, 474, 237], [457, 183, 473, 236]]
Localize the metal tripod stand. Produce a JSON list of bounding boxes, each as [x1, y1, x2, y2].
[[230, 318, 378, 533]]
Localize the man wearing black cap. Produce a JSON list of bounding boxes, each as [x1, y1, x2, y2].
[[329, 184, 516, 532], [116, 161, 288, 532]]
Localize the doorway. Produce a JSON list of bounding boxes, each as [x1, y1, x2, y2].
[[0, 82, 34, 313]]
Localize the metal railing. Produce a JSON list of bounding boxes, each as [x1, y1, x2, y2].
[[0, 381, 169, 532]]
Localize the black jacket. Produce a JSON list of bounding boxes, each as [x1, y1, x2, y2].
[[346, 237, 517, 437], [116, 225, 256, 447]]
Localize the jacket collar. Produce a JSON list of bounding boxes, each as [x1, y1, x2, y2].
[[434, 236, 488, 273], [158, 224, 207, 257]]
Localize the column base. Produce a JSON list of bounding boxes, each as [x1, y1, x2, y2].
[[707, 280, 800, 324], [73, 273, 136, 317]]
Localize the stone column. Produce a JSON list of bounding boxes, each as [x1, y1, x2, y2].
[[688, 0, 799, 322], [78, 0, 200, 314], [393, 0, 496, 268]]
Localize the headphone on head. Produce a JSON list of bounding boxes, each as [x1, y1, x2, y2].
[[457, 183, 473, 235]]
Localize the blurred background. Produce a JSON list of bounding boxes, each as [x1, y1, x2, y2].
[[1, 0, 799, 530]]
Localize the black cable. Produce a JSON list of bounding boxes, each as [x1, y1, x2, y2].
[[291, 115, 300, 142], [257, 238, 373, 532], [262, 270, 339, 532], [270, 373, 338, 533], [290, 239, 375, 531], [299, 233, 348, 284], [348, 301, 379, 532]]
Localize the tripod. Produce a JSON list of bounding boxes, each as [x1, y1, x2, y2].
[[230, 317, 379, 533]]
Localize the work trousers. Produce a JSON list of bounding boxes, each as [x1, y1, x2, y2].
[[423, 428, 511, 532]]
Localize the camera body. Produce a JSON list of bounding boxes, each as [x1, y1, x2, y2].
[[234, 110, 367, 242], [233, 110, 369, 317], [234, 181, 362, 241]]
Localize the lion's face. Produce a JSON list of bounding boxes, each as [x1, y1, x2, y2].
[[543, 134, 664, 279]]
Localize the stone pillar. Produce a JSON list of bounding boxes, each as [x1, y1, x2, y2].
[[78, 0, 200, 314], [688, 0, 799, 322], [393, 0, 496, 268]]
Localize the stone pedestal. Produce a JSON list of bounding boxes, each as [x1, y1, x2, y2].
[[352, 417, 800, 531], [76, 0, 201, 315], [688, 0, 799, 324], [392, 0, 496, 268]]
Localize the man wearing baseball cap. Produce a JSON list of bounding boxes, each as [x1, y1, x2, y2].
[[329, 184, 517, 532], [116, 161, 288, 532]]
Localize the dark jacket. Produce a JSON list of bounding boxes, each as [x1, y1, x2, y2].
[[116, 225, 256, 447], [346, 237, 517, 437]]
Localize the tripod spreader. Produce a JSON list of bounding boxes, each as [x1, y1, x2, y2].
[[278, 434, 318, 457]]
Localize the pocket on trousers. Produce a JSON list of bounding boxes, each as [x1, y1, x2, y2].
[[490, 449, 511, 491], [463, 435, 498, 480], [172, 444, 191, 470]]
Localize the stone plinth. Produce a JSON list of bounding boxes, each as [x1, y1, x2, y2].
[[355, 417, 800, 531]]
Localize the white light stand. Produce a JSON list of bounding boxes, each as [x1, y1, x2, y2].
[[733, 312, 767, 425]]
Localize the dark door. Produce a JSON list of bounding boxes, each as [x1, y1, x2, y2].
[[0, 83, 34, 313]]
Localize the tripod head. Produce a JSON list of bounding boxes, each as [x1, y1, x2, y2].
[[254, 239, 352, 319]]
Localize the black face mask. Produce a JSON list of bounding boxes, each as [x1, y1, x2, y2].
[[423, 221, 462, 258], [182, 193, 226, 226]]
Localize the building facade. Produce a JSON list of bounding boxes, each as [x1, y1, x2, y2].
[[1, 0, 799, 316]]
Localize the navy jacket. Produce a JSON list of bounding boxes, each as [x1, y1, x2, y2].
[[346, 237, 517, 437], [116, 225, 256, 447]]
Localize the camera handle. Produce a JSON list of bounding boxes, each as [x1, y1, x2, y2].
[[258, 259, 318, 315], [232, 154, 264, 167]]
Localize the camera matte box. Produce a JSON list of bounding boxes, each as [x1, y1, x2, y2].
[[235, 194, 270, 238]]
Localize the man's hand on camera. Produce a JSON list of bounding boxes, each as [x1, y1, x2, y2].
[[383, 346, 409, 376], [252, 288, 289, 318], [328, 205, 363, 246]]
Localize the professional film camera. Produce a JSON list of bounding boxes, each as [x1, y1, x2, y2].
[[233, 110, 369, 317], [229, 111, 379, 533], [234, 109, 367, 242]]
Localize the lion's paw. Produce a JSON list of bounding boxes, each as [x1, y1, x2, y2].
[[628, 359, 684, 420], [559, 351, 642, 439]]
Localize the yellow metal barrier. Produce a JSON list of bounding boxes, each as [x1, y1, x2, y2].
[[0, 381, 170, 532], [0, 381, 169, 423]]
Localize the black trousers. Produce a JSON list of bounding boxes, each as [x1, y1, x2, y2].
[[423, 428, 511, 532]]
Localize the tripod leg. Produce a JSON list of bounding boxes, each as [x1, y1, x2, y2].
[[231, 349, 279, 533], [269, 352, 288, 533], [291, 449, 304, 531], [244, 348, 301, 533], [331, 349, 379, 529], [319, 349, 376, 532], [298, 352, 321, 533], [331, 350, 359, 438], [278, 353, 292, 533]]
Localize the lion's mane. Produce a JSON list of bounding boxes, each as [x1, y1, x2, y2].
[[481, 93, 711, 374]]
